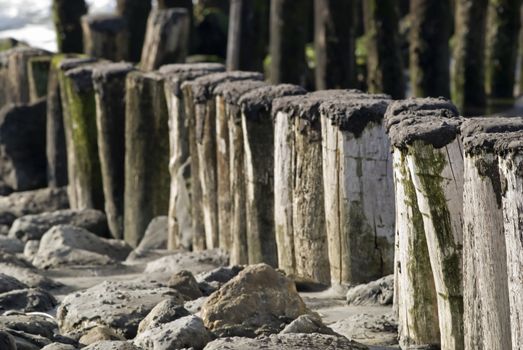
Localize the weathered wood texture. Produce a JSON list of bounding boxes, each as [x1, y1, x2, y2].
[[160, 63, 225, 250], [320, 96, 395, 286], [81, 14, 129, 61], [52, 0, 88, 53], [269, 0, 311, 85], [28, 56, 52, 102], [226, 0, 269, 72], [92, 63, 135, 239], [116, 0, 152, 62], [59, 60, 105, 211], [140, 8, 190, 71], [124, 71, 171, 248]]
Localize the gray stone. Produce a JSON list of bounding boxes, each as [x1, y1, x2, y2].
[[203, 333, 368, 350], [32, 225, 132, 269], [41, 343, 77, 350], [137, 298, 190, 334], [196, 266, 243, 296], [280, 314, 338, 336], [0, 252, 33, 268], [0, 264, 62, 290], [201, 264, 310, 337], [0, 313, 57, 339], [144, 249, 229, 276], [57, 280, 183, 339], [0, 288, 57, 312], [8, 209, 109, 242], [0, 273, 27, 293], [329, 312, 398, 347], [133, 315, 212, 350], [184, 296, 207, 315], [136, 216, 168, 252], [79, 326, 125, 345], [168, 270, 202, 300], [82, 341, 140, 350], [23, 240, 39, 261], [346, 275, 394, 306], [0, 236, 24, 254], [0, 330, 16, 350]]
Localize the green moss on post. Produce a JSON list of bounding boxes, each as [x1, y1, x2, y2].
[[124, 71, 171, 248], [52, 0, 88, 53], [28, 56, 52, 102]]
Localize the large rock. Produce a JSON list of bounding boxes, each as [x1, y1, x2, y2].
[[8, 209, 109, 241], [0, 330, 16, 350], [345, 275, 394, 306], [0, 236, 24, 254], [144, 249, 229, 277], [168, 270, 202, 300], [0, 288, 57, 312], [0, 100, 47, 192], [0, 313, 57, 339], [82, 341, 140, 350], [57, 280, 183, 339], [32, 225, 132, 269], [133, 315, 212, 350], [203, 334, 368, 350], [137, 298, 190, 334], [201, 263, 310, 337], [0, 273, 27, 293]]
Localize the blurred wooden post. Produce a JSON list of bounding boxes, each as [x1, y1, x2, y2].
[[141, 8, 190, 71], [28, 56, 52, 102], [52, 0, 88, 53], [124, 71, 171, 248], [116, 0, 152, 62], [81, 14, 129, 61], [92, 63, 135, 239], [314, 0, 357, 89]]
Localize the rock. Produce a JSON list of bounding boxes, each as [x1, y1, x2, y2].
[[79, 326, 125, 345], [201, 263, 310, 337], [137, 298, 190, 334], [0, 236, 24, 254], [82, 341, 140, 350], [7, 328, 53, 349], [0, 264, 62, 290], [345, 275, 394, 306], [329, 312, 398, 347], [168, 270, 202, 300], [136, 216, 168, 252], [133, 315, 212, 350], [0, 100, 47, 192], [23, 240, 39, 260], [57, 280, 183, 339], [0, 252, 33, 268], [41, 344, 77, 350], [0, 288, 57, 312], [185, 297, 207, 315], [0, 330, 16, 350], [203, 334, 368, 350], [144, 249, 229, 276], [9, 209, 109, 242], [32, 225, 132, 269], [0, 313, 57, 339], [0, 187, 69, 228], [280, 314, 338, 336], [0, 273, 28, 293], [196, 266, 243, 296]]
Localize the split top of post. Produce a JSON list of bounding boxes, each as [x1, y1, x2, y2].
[[461, 117, 523, 155], [213, 80, 268, 106], [161, 63, 226, 97], [239, 84, 307, 121], [65, 62, 108, 92], [81, 14, 127, 33], [384, 97, 461, 149], [92, 62, 136, 84]]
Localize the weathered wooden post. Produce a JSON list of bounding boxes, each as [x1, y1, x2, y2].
[[52, 0, 88, 53], [362, 0, 405, 98], [410, 0, 452, 97], [59, 60, 105, 211], [92, 63, 135, 239], [116, 0, 152, 62], [461, 118, 523, 350], [81, 14, 129, 61], [496, 129, 523, 350], [184, 71, 263, 250], [226, 0, 269, 72], [385, 98, 464, 349], [452, 0, 488, 115], [319, 93, 395, 287], [269, 0, 311, 85], [160, 63, 225, 250], [140, 8, 190, 71], [124, 71, 171, 247], [314, 0, 356, 90], [28, 56, 52, 102], [213, 80, 268, 256]]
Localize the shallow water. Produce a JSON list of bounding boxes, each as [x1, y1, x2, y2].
[[0, 0, 116, 51]]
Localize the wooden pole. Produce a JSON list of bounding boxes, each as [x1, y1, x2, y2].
[[496, 130, 523, 350], [52, 0, 88, 53], [452, 0, 488, 115], [124, 71, 171, 248], [314, 0, 356, 90], [269, 0, 311, 85], [81, 14, 129, 61], [213, 80, 268, 256], [140, 8, 190, 71], [185, 71, 263, 250], [59, 61, 105, 211], [226, 0, 269, 72], [92, 63, 136, 239], [410, 0, 452, 97], [319, 93, 395, 287], [161, 63, 225, 250], [28, 55, 52, 102], [461, 118, 523, 350], [116, 0, 152, 62]]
